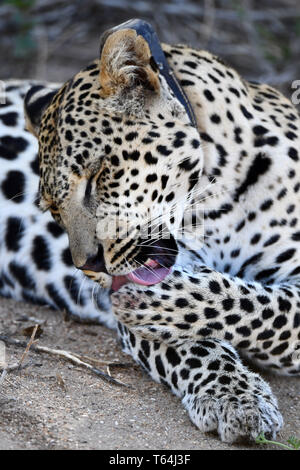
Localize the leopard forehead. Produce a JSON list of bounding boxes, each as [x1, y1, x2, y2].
[[38, 59, 202, 210]]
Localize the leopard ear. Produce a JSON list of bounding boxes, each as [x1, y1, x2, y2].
[[99, 28, 160, 101], [24, 85, 58, 137]]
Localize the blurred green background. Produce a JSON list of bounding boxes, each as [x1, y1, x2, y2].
[[1, 0, 300, 100]]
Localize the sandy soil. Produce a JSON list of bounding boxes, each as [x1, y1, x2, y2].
[[0, 296, 299, 451]]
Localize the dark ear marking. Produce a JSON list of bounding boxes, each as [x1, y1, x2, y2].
[[24, 85, 58, 137], [149, 56, 158, 73]]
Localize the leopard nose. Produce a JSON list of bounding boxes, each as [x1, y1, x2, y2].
[[79, 245, 108, 273]]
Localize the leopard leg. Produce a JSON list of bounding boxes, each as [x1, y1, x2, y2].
[[112, 265, 300, 375], [117, 322, 283, 443]]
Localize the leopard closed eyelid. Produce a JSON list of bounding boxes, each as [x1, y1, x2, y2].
[[49, 203, 59, 214]]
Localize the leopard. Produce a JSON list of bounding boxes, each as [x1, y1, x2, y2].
[[1, 22, 300, 444]]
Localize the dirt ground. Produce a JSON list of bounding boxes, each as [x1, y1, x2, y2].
[[0, 296, 299, 451]]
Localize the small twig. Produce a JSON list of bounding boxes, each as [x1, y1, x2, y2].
[[17, 324, 39, 371], [0, 327, 38, 386], [56, 372, 67, 392], [0, 335, 131, 388], [1, 362, 31, 373], [108, 362, 135, 369], [71, 352, 133, 369], [0, 369, 7, 387]]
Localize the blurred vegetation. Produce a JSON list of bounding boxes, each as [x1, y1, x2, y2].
[[0, 0, 299, 100], [3, 0, 37, 57]]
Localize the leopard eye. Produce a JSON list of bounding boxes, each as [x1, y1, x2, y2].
[[49, 204, 59, 215], [85, 175, 94, 200]]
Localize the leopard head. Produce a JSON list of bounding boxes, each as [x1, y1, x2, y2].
[[25, 28, 203, 291]]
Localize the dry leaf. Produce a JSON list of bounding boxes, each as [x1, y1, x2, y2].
[[22, 324, 43, 339]]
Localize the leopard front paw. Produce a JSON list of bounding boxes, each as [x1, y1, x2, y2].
[[182, 381, 283, 443]]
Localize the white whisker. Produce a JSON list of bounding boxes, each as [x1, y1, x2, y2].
[[77, 276, 87, 306]]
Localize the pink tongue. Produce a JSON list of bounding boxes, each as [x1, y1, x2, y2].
[[111, 260, 172, 291], [126, 265, 171, 286]]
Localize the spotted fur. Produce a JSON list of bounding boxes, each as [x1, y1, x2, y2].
[[1, 28, 300, 443]]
